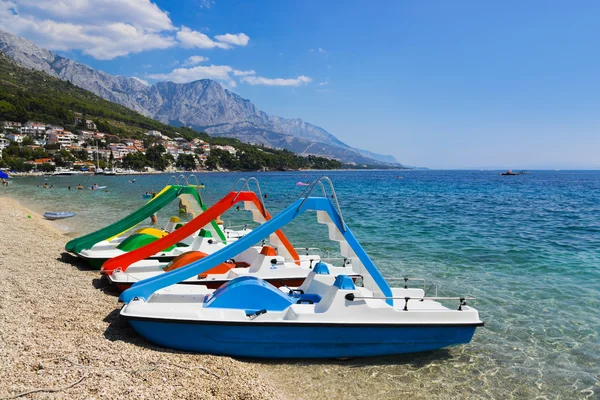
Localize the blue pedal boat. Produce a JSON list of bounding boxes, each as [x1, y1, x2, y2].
[[120, 177, 483, 358]]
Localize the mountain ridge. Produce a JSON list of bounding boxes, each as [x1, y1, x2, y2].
[[0, 29, 401, 165]]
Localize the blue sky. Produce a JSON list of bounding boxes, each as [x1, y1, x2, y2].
[[2, 0, 599, 168]]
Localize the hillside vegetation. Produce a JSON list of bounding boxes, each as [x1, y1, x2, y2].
[[0, 53, 341, 171]]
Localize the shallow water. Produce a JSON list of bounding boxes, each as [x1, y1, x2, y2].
[[3, 170, 600, 399]]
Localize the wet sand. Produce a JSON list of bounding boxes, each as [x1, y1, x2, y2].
[[0, 197, 282, 399]]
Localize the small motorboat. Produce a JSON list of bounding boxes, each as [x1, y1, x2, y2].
[[119, 177, 483, 359], [44, 211, 76, 220], [499, 170, 520, 176]]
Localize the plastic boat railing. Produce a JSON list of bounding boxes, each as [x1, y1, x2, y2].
[[102, 181, 300, 274], [120, 177, 394, 305]]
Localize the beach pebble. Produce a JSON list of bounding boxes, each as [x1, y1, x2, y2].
[[0, 198, 282, 400]]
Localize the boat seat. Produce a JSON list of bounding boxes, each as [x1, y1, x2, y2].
[[205, 276, 294, 313], [314, 275, 357, 313], [295, 262, 337, 295]]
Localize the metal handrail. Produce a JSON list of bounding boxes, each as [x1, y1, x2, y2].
[[345, 294, 477, 311], [229, 177, 252, 192], [224, 224, 250, 230], [385, 277, 427, 289], [187, 174, 201, 187], [177, 174, 188, 186], [166, 175, 179, 186], [231, 177, 266, 214], [297, 176, 346, 231]]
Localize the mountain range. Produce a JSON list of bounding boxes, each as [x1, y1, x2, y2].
[[0, 30, 400, 166]]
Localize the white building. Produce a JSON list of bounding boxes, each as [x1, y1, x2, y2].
[[147, 130, 162, 137], [21, 122, 46, 136], [213, 145, 237, 155], [7, 133, 25, 143], [2, 121, 22, 130]]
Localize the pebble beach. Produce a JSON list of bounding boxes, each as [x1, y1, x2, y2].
[[0, 197, 282, 400]]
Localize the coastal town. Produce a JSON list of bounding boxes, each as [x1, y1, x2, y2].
[[0, 117, 239, 174]]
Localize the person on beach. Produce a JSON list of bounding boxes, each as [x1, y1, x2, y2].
[[150, 192, 158, 224], [178, 199, 188, 216], [68, 186, 71, 191]]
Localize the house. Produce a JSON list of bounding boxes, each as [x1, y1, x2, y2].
[[213, 145, 237, 155], [147, 130, 162, 137], [7, 133, 25, 143], [85, 120, 97, 130], [2, 121, 22, 130], [48, 131, 78, 147], [109, 143, 137, 159], [33, 158, 55, 166], [78, 130, 95, 140], [0, 137, 9, 150], [21, 122, 46, 136]]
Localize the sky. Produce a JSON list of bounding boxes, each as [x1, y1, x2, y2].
[[1, 0, 599, 169]]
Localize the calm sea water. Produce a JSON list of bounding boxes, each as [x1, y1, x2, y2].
[[3, 170, 600, 399]]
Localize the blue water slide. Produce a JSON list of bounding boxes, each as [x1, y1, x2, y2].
[[120, 197, 393, 305]]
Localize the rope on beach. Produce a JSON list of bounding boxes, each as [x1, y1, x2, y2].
[[1, 372, 88, 400]]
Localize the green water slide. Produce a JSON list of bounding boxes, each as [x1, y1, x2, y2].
[[65, 185, 226, 254]]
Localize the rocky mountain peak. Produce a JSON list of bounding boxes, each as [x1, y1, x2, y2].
[[0, 29, 400, 165]]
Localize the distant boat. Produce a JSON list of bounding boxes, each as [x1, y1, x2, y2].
[[499, 170, 520, 176], [296, 181, 310, 186], [519, 171, 531, 175], [44, 211, 76, 220]]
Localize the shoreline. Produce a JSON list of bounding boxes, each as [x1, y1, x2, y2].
[[0, 196, 283, 399]]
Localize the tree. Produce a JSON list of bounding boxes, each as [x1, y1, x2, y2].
[[145, 144, 171, 171], [122, 152, 147, 171], [73, 149, 88, 161], [39, 162, 55, 172], [21, 136, 34, 146], [176, 154, 196, 171]]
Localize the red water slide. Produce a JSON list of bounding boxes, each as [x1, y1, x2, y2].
[[101, 191, 300, 273]]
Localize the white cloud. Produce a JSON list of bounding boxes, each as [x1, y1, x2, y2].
[[146, 65, 310, 90], [310, 47, 327, 54], [147, 64, 237, 86], [197, 0, 214, 8], [0, 1, 249, 60], [319, 81, 329, 86], [318, 47, 326, 54], [0, 0, 176, 59], [232, 69, 255, 76], [182, 55, 209, 66], [241, 75, 311, 87], [131, 76, 150, 86], [177, 26, 230, 49], [214, 33, 250, 46]]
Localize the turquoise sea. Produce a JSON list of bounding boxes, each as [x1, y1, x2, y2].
[[3, 170, 600, 399]]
